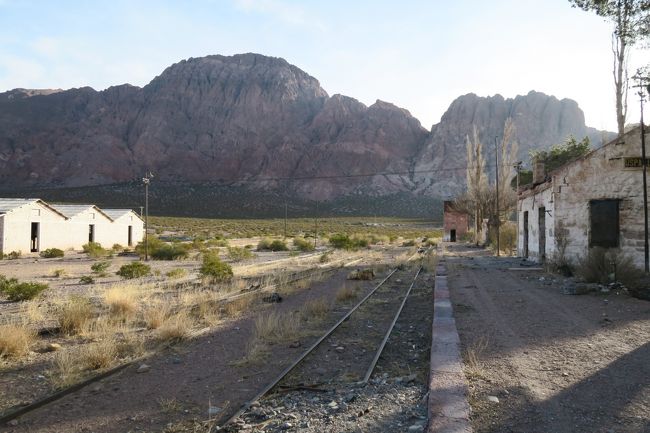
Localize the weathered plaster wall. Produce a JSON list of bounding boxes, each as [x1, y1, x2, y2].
[[111, 213, 144, 248], [518, 186, 555, 260], [1, 203, 67, 254]]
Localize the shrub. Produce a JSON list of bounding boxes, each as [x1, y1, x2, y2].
[[116, 262, 151, 279], [82, 242, 109, 258], [91, 261, 111, 275], [293, 237, 315, 252], [335, 286, 359, 303], [52, 269, 67, 278], [302, 298, 330, 320], [200, 252, 233, 282], [135, 236, 165, 257], [0, 323, 36, 358], [157, 313, 194, 342], [489, 223, 517, 255], [257, 238, 288, 251], [228, 246, 254, 262], [82, 339, 117, 370], [79, 275, 95, 285], [319, 252, 331, 263], [0, 276, 48, 301], [329, 233, 368, 250], [151, 243, 189, 261], [40, 248, 64, 258], [7, 251, 21, 260], [165, 268, 188, 279], [402, 239, 416, 247], [577, 248, 643, 287], [347, 269, 375, 280], [111, 244, 124, 252], [57, 296, 94, 335], [104, 287, 137, 317]]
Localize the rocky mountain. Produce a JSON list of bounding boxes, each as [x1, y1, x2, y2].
[[0, 53, 612, 215]]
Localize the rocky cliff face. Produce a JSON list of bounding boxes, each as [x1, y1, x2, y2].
[[0, 53, 611, 206]]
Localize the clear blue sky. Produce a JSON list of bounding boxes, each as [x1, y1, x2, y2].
[[0, 0, 648, 131]]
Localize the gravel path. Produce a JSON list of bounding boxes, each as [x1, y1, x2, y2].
[[446, 243, 650, 433]]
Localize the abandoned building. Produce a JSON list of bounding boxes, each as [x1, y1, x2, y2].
[[443, 200, 470, 242], [517, 126, 649, 268], [0, 198, 144, 255]]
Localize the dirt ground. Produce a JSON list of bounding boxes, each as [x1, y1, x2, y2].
[[0, 245, 419, 432], [446, 243, 650, 433]]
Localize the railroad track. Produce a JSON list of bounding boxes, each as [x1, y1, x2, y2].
[[220, 263, 424, 428]]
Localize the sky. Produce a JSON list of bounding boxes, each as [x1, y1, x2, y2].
[[0, 0, 648, 132]]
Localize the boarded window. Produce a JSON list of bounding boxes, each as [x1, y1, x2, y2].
[[590, 200, 619, 248]]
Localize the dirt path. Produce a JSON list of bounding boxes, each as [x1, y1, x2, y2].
[[446, 243, 650, 433]]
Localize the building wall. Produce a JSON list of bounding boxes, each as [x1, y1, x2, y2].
[[111, 213, 144, 248], [443, 202, 470, 241], [60, 208, 115, 250], [518, 129, 649, 267], [0, 203, 67, 255], [518, 187, 555, 260]]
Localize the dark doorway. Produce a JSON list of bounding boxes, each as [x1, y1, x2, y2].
[[523, 211, 529, 258], [30, 222, 39, 252], [89, 224, 95, 243], [450, 229, 457, 242], [128, 226, 133, 247], [538, 207, 546, 261]]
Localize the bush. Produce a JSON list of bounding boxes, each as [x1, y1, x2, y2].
[[293, 237, 315, 252], [116, 262, 151, 279], [576, 248, 643, 287], [166, 268, 188, 279], [79, 275, 95, 284], [0, 275, 48, 301], [200, 251, 233, 282], [329, 233, 368, 250], [57, 296, 93, 335], [91, 261, 111, 275], [402, 239, 416, 247], [0, 324, 36, 358], [82, 242, 109, 258], [257, 238, 289, 252], [7, 251, 21, 260], [151, 243, 189, 260], [319, 252, 331, 263], [52, 269, 67, 278], [40, 248, 64, 258], [111, 244, 124, 252], [228, 246, 254, 262]]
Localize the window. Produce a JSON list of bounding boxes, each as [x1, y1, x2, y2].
[[590, 200, 619, 248]]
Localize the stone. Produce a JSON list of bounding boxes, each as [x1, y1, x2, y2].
[[487, 395, 500, 403], [136, 364, 151, 373], [335, 346, 345, 353], [408, 425, 424, 432], [208, 406, 222, 416], [7, 419, 18, 426], [45, 343, 62, 352]]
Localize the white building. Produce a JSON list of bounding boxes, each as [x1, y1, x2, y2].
[[0, 199, 145, 255], [518, 127, 649, 268], [102, 209, 144, 248], [0, 199, 68, 255]]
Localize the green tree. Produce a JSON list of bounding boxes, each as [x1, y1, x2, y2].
[[569, 0, 650, 136]]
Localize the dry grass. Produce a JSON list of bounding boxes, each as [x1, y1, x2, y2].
[[0, 323, 36, 358], [335, 286, 359, 303], [463, 335, 489, 380], [81, 338, 117, 370], [49, 350, 83, 388], [57, 296, 94, 335], [301, 298, 331, 320], [104, 286, 138, 318], [23, 301, 47, 323], [223, 296, 253, 318], [157, 312, 194, 342], [143, 301, 172, 329], [253, 311, 301, 343]]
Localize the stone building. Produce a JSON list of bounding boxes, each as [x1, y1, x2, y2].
[[517, 127, 648, 267], [443, 201, 470, 242]]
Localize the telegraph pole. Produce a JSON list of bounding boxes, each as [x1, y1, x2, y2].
[[514, 161, 522, 257], [314, 202, 319, 249], [284, 202, 288, 239], [640, 86, 649, 272], [142, 172, 154, 261], [495, 136, 500, 257]]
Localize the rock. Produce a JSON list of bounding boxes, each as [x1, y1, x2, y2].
[[7, 419, 18, 426], [44, 343, 62, 352], [208, 406, 222, 416], [335, 346, 345, 353], [289, 341, 301, 348], [136, 364, 151, 373], [279, 421, 293, 429], [487, 395, 500, 403], [408, 425, 424, 432], [263, 293, 283, 303]]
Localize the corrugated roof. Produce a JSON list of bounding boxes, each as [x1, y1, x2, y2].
[[103, 209, 142, 221], [0, 198, 40, 214], [50, 204, 113, 221]]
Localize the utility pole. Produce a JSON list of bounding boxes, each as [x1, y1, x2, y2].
[[514, 161, 522, 257], [284, 201, 288, 239], [640, 85, 649, 272], [314, 202, 319, 249], [142, 172, 154, 261], [495, 136, 500, 257]]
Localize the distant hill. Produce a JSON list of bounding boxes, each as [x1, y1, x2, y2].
[[0, 53, 613, 216]]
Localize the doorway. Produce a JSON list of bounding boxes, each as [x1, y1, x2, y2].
[[538, 207, 546, 261], [30, 222, 39, 252], [523, 211, 529, 258], [89, 224, 95, 243], [128, 226, 133, 247], [450, 229, 457, 242]]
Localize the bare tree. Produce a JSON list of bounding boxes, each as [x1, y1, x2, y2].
[[497, 117, 519, 217], [570, 0, 650, 136]]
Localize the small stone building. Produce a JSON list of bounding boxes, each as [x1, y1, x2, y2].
[[443, 201, 470, 242], [102, 209, 144, 248], [518, 127, 649, 267]]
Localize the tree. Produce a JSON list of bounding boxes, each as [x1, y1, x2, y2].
[[570, 0, 650, 136], [458, 125, 489, 244]]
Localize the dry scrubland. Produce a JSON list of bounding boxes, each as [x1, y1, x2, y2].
[[0, 217, 440, 416]]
